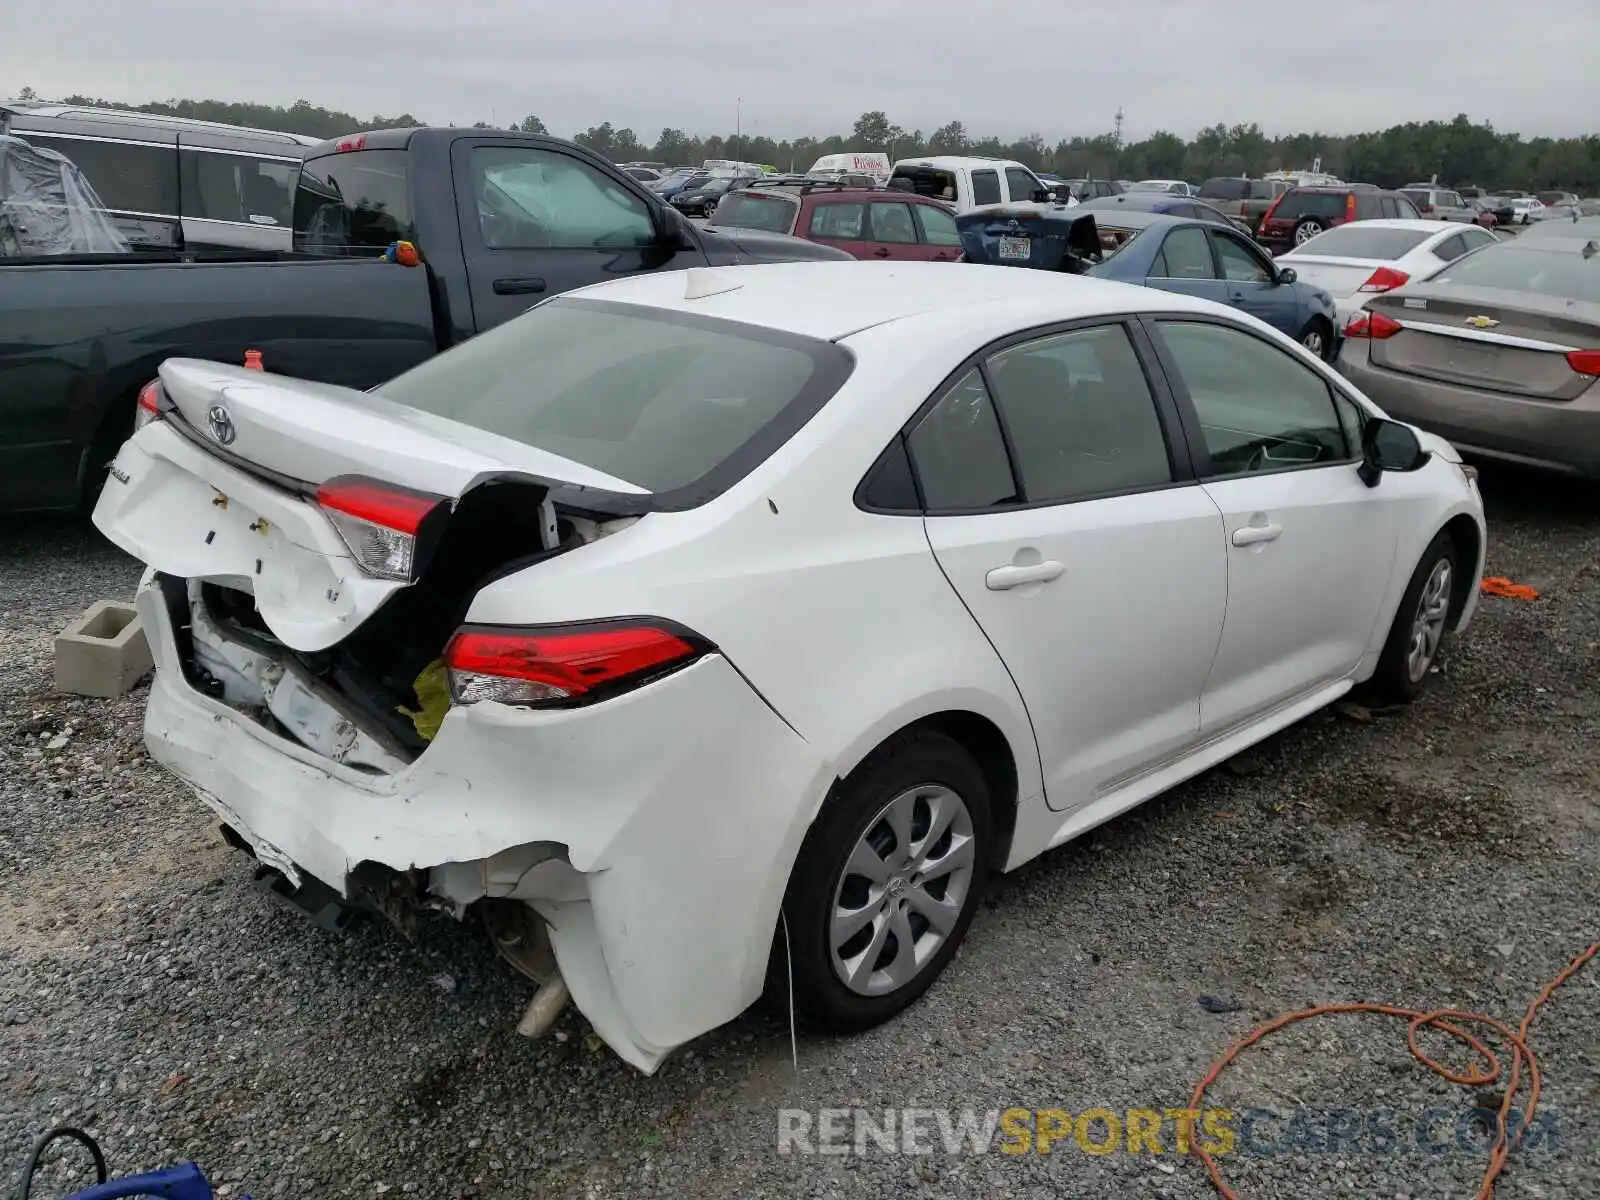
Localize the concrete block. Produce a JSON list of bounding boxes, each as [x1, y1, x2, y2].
[[55, 600, 153, 697]]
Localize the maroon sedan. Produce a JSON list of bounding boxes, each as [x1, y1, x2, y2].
[[707, 183, 962, 262]]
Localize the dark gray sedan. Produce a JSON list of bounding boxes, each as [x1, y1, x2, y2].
[[1337, 230, 1600, 476]]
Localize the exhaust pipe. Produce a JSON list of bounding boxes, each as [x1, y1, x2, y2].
[[516, 975, 571, 1038]]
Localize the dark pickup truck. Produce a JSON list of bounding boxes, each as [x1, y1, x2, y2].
[[0, 127, 849, 513]]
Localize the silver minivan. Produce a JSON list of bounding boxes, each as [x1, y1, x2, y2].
[[0, 102, 317, 251]]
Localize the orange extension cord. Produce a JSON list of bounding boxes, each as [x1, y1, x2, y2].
[[1185, 941, 1598, 1199]]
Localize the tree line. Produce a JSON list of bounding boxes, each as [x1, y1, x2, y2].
[[7, 87, 1597, 192]]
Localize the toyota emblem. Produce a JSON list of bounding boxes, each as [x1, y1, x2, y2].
[[206, 404, 237, 446]]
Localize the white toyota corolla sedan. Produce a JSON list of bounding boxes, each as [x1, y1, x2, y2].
[[95, 261, 1485, 1072]]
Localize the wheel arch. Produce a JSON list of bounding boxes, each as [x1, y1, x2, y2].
[[1438, 511, 1483, 626]]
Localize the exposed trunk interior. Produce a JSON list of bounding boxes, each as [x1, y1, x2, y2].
[[189, 478, 590, 763]]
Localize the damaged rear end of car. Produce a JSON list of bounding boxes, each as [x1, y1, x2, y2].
[[95, 294, 852, 1070]]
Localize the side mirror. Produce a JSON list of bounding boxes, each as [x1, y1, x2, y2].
[[657, 205, 689, 243], [1031, 187, 1050, 203], [1358, 418, 1430, 487], [1275, 266, 1297, 285]]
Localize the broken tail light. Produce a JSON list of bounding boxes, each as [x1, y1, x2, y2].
[[1358, 266, 1410, 293], [134, 380, 163, 432], [316, 475, 445, 582], [1344, 311, 1404, 340], [444, 621, 712, 709]]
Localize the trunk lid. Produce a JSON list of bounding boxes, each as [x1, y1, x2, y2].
[[94, 360, 644, 652], [1364, 285, 1600, 402], [1280, 255, 1390, 300]]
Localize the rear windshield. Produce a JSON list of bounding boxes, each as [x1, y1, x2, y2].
[[1276, 191, 1348, 219], [1431, 244, 1600, 304], [892, 166, 957, 201], [1199, 178, 1249, 202], [293, 149, 411, 254], [1294, 225, 1433, 259], [708, 192, 798, 233], [374, 297, 854, 500]]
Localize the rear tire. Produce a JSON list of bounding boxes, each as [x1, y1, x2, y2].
[[1365, 531, 1458, 704], [1293, 218, 1326, 245], [772, 730, 991, 1033]]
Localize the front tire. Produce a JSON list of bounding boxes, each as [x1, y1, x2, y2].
[[1366, 532, 1458, 704], [1300, 316, 1334, 362], [775, 730, 991, 1032]]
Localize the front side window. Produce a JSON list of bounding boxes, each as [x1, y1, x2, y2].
[[25, 133, 177, 215], [472, 146, 654, 250], [971, 170, 1001, 206], [915, 204, 960, 246], [983, 324, 1173, 503], [906, 369, 1017, 511], [1152, 227, 1215, 279], [375, 297, 851, 498], [1157, 321, 1349, 475], [1212, 233, 1272, 282], [1004, 167, 1038, 201]]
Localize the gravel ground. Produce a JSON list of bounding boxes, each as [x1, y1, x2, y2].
[[2, 467, 1597, 1200]]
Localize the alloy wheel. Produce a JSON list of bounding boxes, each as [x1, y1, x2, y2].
[[1302, 328, 1326, 358], [1407, 558, 1452, 683], [829, 784, 977, 997]]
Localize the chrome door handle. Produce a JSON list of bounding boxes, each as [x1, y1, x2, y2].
[[1231, 523, 1282, 547], [986, 561, 1065, 590]]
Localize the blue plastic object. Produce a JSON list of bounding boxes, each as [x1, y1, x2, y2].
[[67, 1162, 242, 1200]]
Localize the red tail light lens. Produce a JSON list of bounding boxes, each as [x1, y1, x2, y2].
[[133, 380, 163, 432], [1345, 311, 1404, 340], [336, 134, 367, 152], [1358, 266, 1411, 293], [1567, 350, 1600, 377], [316, 475, 445, 581], [444, 622, 711, 708]]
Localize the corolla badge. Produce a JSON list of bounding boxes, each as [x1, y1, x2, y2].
[[1464, 315, 1500, 329], [206, 404, 237, 446]]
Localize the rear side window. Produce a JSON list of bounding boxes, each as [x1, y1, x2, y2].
[[26, 133, 178, 215], [1432, 233, 1468, 262], [1004, 167, 1037, 201], [810, 202, 867, 240], [972, 170, 1001, 206], [294, 149, 412, 253], [1400, 190, 1430, 209], [1152, 227, 1215, 279], [375, 297, 853, 499], [1277, 191, 1348, 220], [1393, 195, 1421, 218], [708, 192, 797, 234], [984, 325, 1173, 503], [1354, 193, 1382, 219], [907, 369, 1017, 511], [180, 149, 297, 228], [869, 202, 919, 243], [1248, 181, 1285, 200]]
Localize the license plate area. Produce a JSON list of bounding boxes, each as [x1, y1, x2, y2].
[[997, 236, 1031, 260]]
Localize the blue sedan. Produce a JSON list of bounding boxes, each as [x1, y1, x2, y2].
[[1086, 211, 1341, 360]]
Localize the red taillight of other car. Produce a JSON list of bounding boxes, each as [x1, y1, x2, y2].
[[444, 621, 712, 709], [316, 475, 445, 582], [1567, 350, 1600, 377], [1344, 311, 1404, 340], [133, 381, 164, 432], [1357, 266, 1411, 293]]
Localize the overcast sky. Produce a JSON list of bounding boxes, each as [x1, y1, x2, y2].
[[4, 0, 1597, 143]]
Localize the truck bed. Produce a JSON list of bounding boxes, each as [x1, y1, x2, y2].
[[0, 254, 438, 512]]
